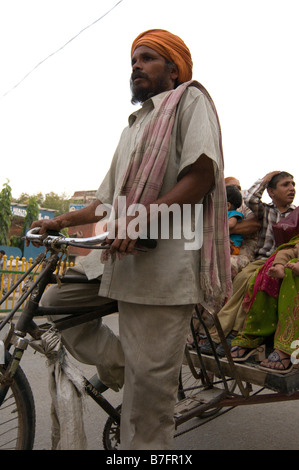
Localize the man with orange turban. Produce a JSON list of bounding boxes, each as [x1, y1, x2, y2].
[[34, 29, 231, 449], [131, 28, 193, 85]]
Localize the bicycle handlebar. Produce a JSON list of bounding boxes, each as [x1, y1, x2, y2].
[[25, 228, 157, 250], [26, 228, 109, 247]]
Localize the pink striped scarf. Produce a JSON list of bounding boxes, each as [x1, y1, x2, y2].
[[106, 80, 232, 312]]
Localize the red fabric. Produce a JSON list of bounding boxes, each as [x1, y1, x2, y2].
[[243, 254, 282, 313]]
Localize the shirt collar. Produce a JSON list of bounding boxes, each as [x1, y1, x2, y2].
[[269, 202, 296, 213], [128, 90, 171, 127]]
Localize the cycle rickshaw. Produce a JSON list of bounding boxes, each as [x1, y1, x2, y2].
[[1, 229, 299, 450]]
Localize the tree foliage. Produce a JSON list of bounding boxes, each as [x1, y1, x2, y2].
[[0, 188, 72, 251], [22, 196, 40, 235], [42, 192, 71, 215], [0, 181, 12, 245], [13, 191, 71, 216]]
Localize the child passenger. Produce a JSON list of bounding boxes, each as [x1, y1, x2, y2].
[[268, 242, 299, 278], [226, 184, 244, 255]]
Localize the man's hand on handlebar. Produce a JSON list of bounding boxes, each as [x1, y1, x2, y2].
[[104, 216, 140, 255], [31, 219, 64, 234], [26, 211, 156, 253], [26, 219, 64, 247]]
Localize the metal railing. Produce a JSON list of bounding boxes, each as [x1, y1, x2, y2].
[[0, 255, 74, 315]]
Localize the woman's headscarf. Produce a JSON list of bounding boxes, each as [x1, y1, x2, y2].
[[131, 29, 193, 84]]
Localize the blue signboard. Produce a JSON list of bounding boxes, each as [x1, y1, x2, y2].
[[10, 204, 56, 260], [69, 204, 85, 211], [11, 204, 56, 221]]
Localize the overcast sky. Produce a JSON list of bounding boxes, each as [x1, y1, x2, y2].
[[0, 0, 298, 205]]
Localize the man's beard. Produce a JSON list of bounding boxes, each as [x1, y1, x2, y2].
[[130, 69, 172, 104]]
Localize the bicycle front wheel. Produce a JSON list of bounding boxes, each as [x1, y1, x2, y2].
[[0, 352, 36, 450], [102, 404, 121, 450]]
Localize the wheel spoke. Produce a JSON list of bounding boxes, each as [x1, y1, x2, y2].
[[0, 357, 35, 450]]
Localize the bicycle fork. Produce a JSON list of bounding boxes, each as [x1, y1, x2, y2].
[[0, 253, 59, 401], [0, 326, 30, 406]]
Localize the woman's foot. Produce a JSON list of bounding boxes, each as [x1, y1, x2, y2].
[[231, 345, 265, 362], [260, 349, 291, 373], [231, 346, 248, 359]]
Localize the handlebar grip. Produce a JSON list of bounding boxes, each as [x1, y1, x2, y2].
[[136, 238, 157, 249], [45, 230, 64, 237]]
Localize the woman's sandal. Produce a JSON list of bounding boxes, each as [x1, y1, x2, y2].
[[258, 350, 293, 375], [231, 345, 266, 362]]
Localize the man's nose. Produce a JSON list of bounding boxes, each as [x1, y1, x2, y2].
[[132, 58, 142, 71]]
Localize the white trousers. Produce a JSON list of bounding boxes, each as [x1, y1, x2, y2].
[[118, 301, 193, 450], [41, 266, 193, 449]]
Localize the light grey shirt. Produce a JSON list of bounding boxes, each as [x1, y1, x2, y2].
[[80, 86, 222, 305]]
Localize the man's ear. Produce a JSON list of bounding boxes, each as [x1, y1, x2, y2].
[[267, 187, 275, 199], [170, 63, 179, 82]]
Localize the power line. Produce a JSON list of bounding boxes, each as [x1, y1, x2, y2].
[[0, 0, 124, 100]]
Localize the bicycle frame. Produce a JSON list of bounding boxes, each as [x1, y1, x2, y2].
[[0, 229, 161, 449], [0, 232, 123, 428]]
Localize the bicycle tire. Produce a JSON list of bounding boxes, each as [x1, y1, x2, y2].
[[0, 351, 36, 450], [102, 404, 121, 450]]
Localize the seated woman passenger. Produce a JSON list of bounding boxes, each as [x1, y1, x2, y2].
[[231, 234, 299, 374]]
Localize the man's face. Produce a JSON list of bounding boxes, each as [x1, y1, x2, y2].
[[268, 176, 296, 207], [130, 46, 178, 104]]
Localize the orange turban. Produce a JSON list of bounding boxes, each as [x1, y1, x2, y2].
[[131, 29, 193, 84]]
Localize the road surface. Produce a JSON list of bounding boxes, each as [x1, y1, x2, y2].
[[2, 313, 299, 450]]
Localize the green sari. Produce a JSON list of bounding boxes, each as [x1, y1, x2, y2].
[[231, 236, 299, 355]]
